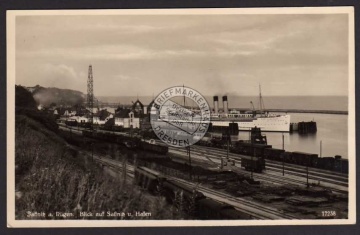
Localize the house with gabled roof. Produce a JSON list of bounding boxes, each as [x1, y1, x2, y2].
[[93, 109, 113, 125], [114, 107, 140, 129]]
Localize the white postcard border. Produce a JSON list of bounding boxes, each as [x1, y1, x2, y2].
[[6, 7, 356, 227]]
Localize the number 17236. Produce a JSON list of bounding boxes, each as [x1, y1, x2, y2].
[[322, 211, 336, 217]]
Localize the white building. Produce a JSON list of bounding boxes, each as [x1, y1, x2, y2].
[[93, 114, 113, 125], [114, 111, 140, 128], [64, 110, 77, 117]]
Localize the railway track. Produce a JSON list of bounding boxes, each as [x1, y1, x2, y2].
[[168, 146, 348, 194], [77, 147, 135, 176], [94, 157, 135, 179], [171, 177, 299, 220], [60, 123, 347, 181], [60, 125, 347, 195], [189, 144, 348, 179], [80, 150, 298, 220], [188, 144, 345, 178], [171, 153, 347, 195]]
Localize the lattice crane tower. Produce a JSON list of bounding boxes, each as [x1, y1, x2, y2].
[[87, 65, 94, 128]]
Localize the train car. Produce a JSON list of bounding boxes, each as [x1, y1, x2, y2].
[[240, 155, 265, 173], [162, 179, 206, 215], [263, 148, 285, 160], [317, 157, 335, 171], [83, 130, 168, 153], [253, 144, 272, 157], [79, 122, 92, 128], [196, 136, 212, 147], [197, 198, 252, 219], [338, 159, 348, 174], [210, 134, 227, 148], [65, 119, 78, 126], [231, 141, 272, 157], [134, 166, 166, 194], [282, 151, 293, 163], [291, 151, 318, 167], [139, 141, 169, 155]]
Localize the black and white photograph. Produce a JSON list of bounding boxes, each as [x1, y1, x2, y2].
[[6, 7, 355, 227]]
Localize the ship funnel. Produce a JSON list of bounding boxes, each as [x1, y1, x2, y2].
[[213, 96, 219, 114], [222, 95, 228, 114]]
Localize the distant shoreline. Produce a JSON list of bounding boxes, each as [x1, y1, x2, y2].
[[255, 109, 348, 115]]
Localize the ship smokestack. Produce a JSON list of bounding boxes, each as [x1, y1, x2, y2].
[[222, 95, 228, 114], [213, 96, 219, 114]]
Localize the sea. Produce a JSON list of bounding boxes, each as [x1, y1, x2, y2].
[[98, 95, 348, 112], [235, 113, 349, 159], [98, 95, 349, 159]]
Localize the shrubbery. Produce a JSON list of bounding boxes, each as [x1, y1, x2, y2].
[[14, 85, 182, 220], [16, 108, 59, 133], [15, 85, 37, 109], [15, 85, 59, 133], [15, 116, 180, 220]]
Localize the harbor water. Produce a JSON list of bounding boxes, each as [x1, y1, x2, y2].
[[236, 113, 348, 159], [102, 96, 349, 158]]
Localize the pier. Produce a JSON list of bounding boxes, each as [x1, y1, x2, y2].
[[290, 121, 317, 134]]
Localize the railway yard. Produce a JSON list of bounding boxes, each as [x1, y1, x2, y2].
[[59, 123, 349, 220]]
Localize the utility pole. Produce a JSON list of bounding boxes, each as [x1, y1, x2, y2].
[[282, 133, 285, 176], [320, 140, 322, 158], [251, 145, 254, 179], [227, 131, 230, 161], [249, 128, 251, 142], [91, 142, 94, 162], [306, 156, 309, 188], [187, 146, 192, 180]]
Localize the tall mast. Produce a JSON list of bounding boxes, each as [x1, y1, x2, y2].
[[87, 65, 94, 129], [259, 84, 262, 114], [259, 84, 265, 114], [183, 84, 186, 107]]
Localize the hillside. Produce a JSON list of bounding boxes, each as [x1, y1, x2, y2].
[[15, 86, 180, 220], [27, 85, 86, 107]]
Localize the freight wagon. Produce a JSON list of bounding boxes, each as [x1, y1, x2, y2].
[[231, 141, 272, 157], [263, 148, 285, 160], [240, 155, 265, 173], [82, 130, 168, 155], [139, 141, 168, 154], [134, 166, 166, 194], [290, 151, 318, 167]]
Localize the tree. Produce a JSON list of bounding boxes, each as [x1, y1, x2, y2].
[[15, 85, 37, 109]]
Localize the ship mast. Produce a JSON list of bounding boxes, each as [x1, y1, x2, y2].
[[259, 84, 265, 115], [183, 84, 186, 107]]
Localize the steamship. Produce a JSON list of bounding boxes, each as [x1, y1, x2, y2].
[[211, 95, 290, 132]]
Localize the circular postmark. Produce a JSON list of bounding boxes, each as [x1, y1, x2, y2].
[[150, 86, 211, 147]]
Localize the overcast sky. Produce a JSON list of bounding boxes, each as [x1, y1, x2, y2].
[[15, 13, 349, 96]]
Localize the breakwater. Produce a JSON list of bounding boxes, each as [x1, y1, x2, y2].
[[266, 109, 348, 115]]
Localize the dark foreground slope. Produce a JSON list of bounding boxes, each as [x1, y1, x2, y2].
[[15, 86, 180, 220]]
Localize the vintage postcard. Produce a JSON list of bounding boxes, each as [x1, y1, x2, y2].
[[7, 7, 355, 227]]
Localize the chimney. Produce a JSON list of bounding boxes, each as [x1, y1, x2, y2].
[[222, 95, 228, 114], [213, 96, 219, 114]]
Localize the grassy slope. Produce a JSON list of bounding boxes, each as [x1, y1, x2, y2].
[[15, 115, 181, 220]]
